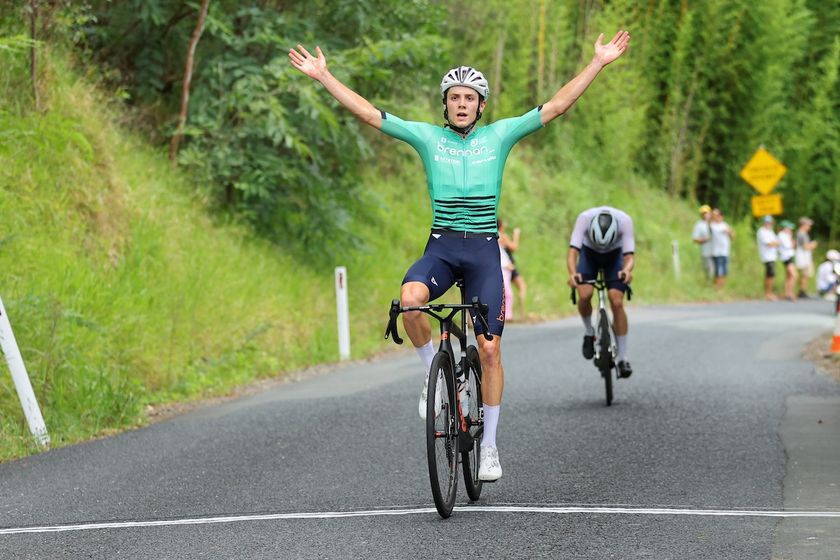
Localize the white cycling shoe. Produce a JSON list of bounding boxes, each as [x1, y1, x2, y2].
[[478, 445, 503, 481], [418, 373, 443, 420]]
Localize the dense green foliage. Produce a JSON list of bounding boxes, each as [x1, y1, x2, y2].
[[0, 1, 837, 460], [72, 0, 448, 259], [66, 0, 840, 244]]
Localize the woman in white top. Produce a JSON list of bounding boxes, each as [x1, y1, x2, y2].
[[709, 208, 734, 289], [777, 220, 797, 301], [756, 215, 780, 301]]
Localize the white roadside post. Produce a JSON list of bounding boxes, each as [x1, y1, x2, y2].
[[0, 296, 50, 446], [335, 267, 350, 361], [672, 240, 681, 279]]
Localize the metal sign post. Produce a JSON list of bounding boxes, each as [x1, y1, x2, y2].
[[0, 296, 50, 446], [672, 240, 681, 279], [334, 267, 351, 361]]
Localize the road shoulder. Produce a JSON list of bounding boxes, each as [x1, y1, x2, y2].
[[773, 396, 840, 559]]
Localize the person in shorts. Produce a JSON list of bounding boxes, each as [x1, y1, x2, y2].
[[777, 220, 797, 301], [290, 30, 630, 482], [816, 249, 840, 299], [692, 204, 714, 280], [756, 215, 780, 301], [795, 217, 818, 298], [709, 208, 734, 289], [567, 206, 635, 378]]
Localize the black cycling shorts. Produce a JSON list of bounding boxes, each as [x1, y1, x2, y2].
[[402, 232, 505, 336], [577, 246, 630, 292]]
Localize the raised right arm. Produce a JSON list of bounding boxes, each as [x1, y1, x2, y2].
[[289, 44, 382, 130]]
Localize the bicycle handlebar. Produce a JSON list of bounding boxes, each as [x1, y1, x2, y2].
[[384, 299, 404, 344], [471, 296, 493, 340], [384, 297, 494, 345], [570, 277, 633, 304]]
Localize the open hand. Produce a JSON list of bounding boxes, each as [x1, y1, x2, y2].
[[289, 44, 327, 80], [594, 30, 630, 66]]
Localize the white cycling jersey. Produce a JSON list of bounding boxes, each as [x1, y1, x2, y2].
[[569, 206, 635, 254]]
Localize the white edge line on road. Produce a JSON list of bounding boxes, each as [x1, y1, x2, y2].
[[3, 505, 840, 535]]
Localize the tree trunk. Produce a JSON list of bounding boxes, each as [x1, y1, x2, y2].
[[169, 0, 211, 164], [537, 0, 546, 100], [491, 30, 506, 121], [29, 0, 40, 112]]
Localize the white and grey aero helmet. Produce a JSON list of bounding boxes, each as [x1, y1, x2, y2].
[[589, 211, 619, 249], [440, 66, 490, 99]]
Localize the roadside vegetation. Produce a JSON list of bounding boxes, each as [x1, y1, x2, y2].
[[0, 1, 836, 461]]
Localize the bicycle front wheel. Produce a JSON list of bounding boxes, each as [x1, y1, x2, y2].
[[461, 345, 484, 501], [427, 351, 459, 518], [598, 308, 613, 406]]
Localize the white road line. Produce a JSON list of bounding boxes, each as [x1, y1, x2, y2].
[[3, 505, 840, 535]]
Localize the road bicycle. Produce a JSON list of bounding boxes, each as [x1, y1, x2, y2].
[[385, 279, 491, 518], [571, 269, 632, 406]]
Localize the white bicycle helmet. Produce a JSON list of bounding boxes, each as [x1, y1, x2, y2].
[[589, 211, 619, 249], [440, 66, 490, 99]]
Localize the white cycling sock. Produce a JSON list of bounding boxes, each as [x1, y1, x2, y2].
[[617, 335, 628, 361], [416, 340, 435, 375], [582, 314, 595, 336], [481, 405, 500, 448]]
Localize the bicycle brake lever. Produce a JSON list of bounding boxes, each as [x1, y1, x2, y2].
[[384, 299, 403, 345], [471, 297, 494, 340], [571, 287, 577, 305]]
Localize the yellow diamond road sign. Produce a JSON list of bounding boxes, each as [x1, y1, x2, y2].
[[740, 147, 787, 195], [751, 193, 783, 218]]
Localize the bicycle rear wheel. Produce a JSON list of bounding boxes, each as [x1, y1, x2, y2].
[[427, 351, 459, 518], [461, 345, 484, 501], [598, 309, 613, 406]]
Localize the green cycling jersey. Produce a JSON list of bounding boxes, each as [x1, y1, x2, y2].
[[380, 107, 544, 233]]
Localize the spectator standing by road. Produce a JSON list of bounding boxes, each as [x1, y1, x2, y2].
[[709, 208, 734, 290], [692, 204, 714, 280], [795, 217, 818, 298], [816, 249, 840, 299], [757, 215, 780, 301], [499, 240, 515, 320], [498, 219, 527, 318], [777, 220, 797, 301]]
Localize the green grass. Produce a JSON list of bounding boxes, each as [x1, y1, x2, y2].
[[0, 42, 771, 462]]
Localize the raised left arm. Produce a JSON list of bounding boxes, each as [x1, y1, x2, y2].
[[540, 30, 630, 125]]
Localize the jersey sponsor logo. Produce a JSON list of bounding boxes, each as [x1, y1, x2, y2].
[[436, 141, 492, 158], [434, 154, 460, 165], [431, 276, 438, 286]]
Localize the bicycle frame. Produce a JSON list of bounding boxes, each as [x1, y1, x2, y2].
[[571, 269, 632, 406], [385, 282, 492, 517], [385, 281, 492, 431], [583, 271, 614, 369]]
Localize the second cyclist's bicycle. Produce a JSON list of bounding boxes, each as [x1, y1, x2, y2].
[[385, 279, 491, 518], [571, 269, 632, 406]]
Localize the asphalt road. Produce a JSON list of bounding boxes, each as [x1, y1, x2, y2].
[[1, 300, 839, 559]]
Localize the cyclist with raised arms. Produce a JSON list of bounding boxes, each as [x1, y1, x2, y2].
[[289, 31, 630, 482], [567, 207, 635, 378]]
